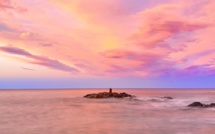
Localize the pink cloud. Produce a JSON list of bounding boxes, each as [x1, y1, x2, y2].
[[21, 67, 35, 71], [101, 49, 165, 61], [100, 49, 174, 77], [183, 64, 215, 76], [99, 2, 214, 77], [131, 4, 210, 49], [0, 0, 26, 12], [1, 0, 215, 78], [0, 46, 79, 73], [0, 0, 13, 10]]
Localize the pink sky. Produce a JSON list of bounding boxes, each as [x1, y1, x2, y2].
[[0, 0, 215, 88]]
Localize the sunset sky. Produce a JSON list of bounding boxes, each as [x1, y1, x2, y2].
[[1, 0, 215, 88]]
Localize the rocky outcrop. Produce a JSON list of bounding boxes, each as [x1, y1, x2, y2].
[[84, 90, 135, 99], [187, 102, 215, 108], [162, 96, 173, 99]]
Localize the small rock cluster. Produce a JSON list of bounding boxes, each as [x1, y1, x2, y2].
[[187, 102, 215, 108], [84, 89, 215, 109], [84, 89, 135, 99], [162, 96, 173, 99]]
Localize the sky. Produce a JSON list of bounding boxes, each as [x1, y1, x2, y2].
[[0, 0, 215, 88]]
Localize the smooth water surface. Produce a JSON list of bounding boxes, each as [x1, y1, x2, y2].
[[0, 89, 215, 134]]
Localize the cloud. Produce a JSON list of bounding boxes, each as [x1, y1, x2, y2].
[[183, 49, 215, 62], [101, 49, 165, 61], [0, 0, 13, 10], [100, 49, 135, 59], [100, 49, 174, 77], [21, 67, 36, 71], [0, 46, 31, 56], [0, 46, 79, 73], [38, 43, 53, 47], [98, 2, 213, 78], [131, 4, 210, 49], [0, 0, 28, 12], [101, 47, 215, 77], [50, 0, 124, 22], [0, 23, 13, 31], [0, 4, 13, 9], [183, 64, 215, 76], [1, 0, 215, 79]]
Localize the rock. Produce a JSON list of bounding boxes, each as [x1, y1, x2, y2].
[[162, 96, 173, 99], [84, 90, 135, 99], [187, 102, 215, 108], [188, 102, 205, 107], [149, 99, 162, 102], [209, 103, 215, 107], [84, 93, 97, 98], [119, 92, 133, 97]]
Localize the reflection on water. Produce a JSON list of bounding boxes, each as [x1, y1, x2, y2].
[[0, 89, 215, 134]]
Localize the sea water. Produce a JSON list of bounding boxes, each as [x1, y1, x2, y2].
[[0, 89, 215, 134]]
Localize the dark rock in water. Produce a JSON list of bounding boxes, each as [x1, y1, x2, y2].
[[188, 102, 205, 107], [209, 103, 215, 107], [84, 91, 135, 99], [149, 98, 162, 102], [187, 102, 215, 108], [162, 96, 173, 99]]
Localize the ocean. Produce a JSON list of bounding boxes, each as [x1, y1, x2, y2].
[[0, 89, 215, 134]]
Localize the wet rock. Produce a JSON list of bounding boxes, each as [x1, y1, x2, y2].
[[209, 103, 215, 107], [162, 96, 173, 99], [149, 98, 162, 102], [119, 92, 133, 97], [187, 102, 215, 108], [188, 102, 205, 107], [84, 91, 135, 99]]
